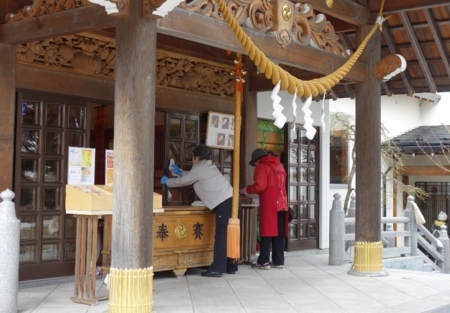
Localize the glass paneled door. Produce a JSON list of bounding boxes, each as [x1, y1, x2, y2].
[[163, 112, 200, 206], [15, 92, 89, 280], [285, 124, 319, 250]]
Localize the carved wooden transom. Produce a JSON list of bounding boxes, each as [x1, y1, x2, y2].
[[7, 0, 346, 56], [16, 34, 235, 99]]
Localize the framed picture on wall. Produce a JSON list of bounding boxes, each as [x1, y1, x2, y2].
[[206, 111, 235, 150]]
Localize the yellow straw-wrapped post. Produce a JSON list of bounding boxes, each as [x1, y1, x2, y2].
[[227, 53, 244, 259]]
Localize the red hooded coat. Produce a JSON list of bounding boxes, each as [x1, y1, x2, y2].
[[245, 156, 289, 237]]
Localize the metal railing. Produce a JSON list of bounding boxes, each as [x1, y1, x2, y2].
[[329, 194, 450, 273]]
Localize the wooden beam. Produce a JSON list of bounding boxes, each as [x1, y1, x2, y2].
[[0, 5, 116, 45], [0, 44, 15, 191], [369, 0, 450, 14], [382, 82, 392, 96], [16, 65, 114, 102], [423, 9, 450, 79], [381, 26, 415, 95], [157, 7, 367, 83], [344, 84, 356, 99], [249, 72, 323, 92], [302, 0, 373, 26], [401, 166, 450, 176], [399, 11, 436, 93]]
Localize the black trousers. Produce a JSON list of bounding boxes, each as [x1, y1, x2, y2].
[[257, 211, 286, 266], [208, 197, 238, 273]]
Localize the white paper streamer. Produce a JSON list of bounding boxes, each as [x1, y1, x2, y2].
[[321, 93, 326, 134], [271, 81, 286, 129], [302, 96, 316, 140], [291, 91, 298, 131]]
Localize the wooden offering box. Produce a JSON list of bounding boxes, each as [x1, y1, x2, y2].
[[66, 185, 113, 213], [152, 206, 215, 277], [66, 185, 163, 212]]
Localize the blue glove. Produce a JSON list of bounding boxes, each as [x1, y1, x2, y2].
[[160, 175, 168, 185], [171, 164, 183, 177]]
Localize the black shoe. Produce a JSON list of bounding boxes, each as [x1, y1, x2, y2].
[[201, 270, 222, 277], [226, 271, 235, 274]]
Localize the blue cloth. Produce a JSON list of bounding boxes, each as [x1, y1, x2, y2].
[[171, 164, 183, 177], [160, 175, 168, 184]]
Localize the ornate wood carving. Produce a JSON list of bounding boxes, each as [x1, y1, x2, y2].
[[16, 34, 235, 99], [375, 54, 407, 81], [155, 51, 235, 98], [5, 0, 128, 23], [5, 0, 90, 23], [7, 0, 346, 55], [180, 0, 346, 55], [143, 0, 167, 18]]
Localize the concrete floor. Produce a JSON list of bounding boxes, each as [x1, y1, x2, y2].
[[17, 253, 450, 313]]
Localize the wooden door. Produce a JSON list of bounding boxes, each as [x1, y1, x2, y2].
[[285, 123, 320, 250], [15, 91, 90, 280]]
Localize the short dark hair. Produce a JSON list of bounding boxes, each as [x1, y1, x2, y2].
[[193, 145, 212, 160]]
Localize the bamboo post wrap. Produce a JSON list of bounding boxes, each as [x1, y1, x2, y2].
[[214, 0, 389, 98], [351, 241, 383, 272], [228, 53, 244, 259], [108, 267, 153, 313]]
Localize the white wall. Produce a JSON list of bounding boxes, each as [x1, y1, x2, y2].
[[420, 93, 450, 125], [329, 94, 422, 138]]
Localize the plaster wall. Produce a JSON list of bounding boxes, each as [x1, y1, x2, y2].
[[420, 93, 450, 125]]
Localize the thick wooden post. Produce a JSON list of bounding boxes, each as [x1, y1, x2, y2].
[[109, 1, 156, 311], [0, 44, 16, 191], [349, 25, 387, 276], [242, 57, 258, 187]]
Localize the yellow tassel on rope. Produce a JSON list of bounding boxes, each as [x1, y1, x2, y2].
[[227, 217, 240, 259]]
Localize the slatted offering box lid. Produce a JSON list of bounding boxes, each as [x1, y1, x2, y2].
[[65, 185, 163, 214], [66, 185, 113, 214]]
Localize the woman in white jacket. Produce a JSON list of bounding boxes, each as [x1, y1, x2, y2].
[[161, 145, 238, 277]]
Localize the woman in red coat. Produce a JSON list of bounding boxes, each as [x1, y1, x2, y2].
[[241, 149, 288, 269]]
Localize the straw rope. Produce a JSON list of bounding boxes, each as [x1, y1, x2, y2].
[[215, 0, 388, 98]]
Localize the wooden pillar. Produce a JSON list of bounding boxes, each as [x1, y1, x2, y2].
[[350, 25, 387, 276], [109, 1, 156, 312], [241, 57, 258, 187], [0, 44, 16, 191]]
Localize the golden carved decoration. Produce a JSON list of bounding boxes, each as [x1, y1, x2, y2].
[[174, 224, 187, 240], [282, 5, 292, 21], [326, 0, 334, 8], [181, 0, 346, 55], [16, 34, 234, 99]]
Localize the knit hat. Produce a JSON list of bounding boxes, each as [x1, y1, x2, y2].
[[249, 149, 268, 166]]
